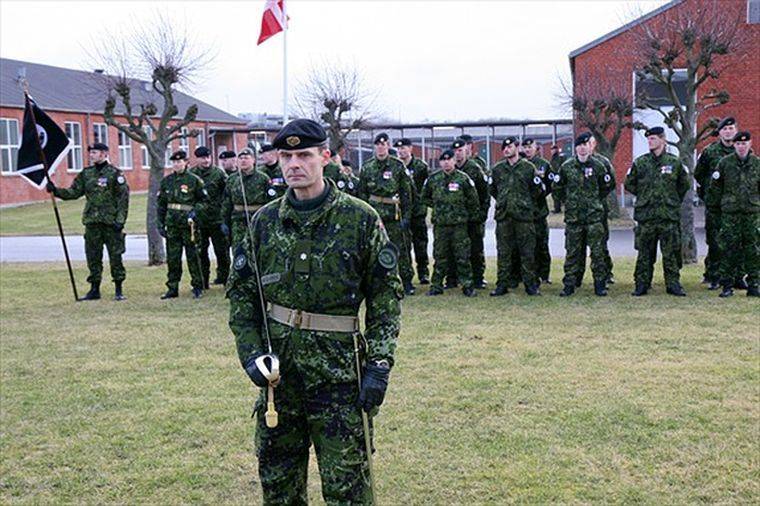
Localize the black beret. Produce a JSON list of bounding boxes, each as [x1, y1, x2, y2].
[[439, 149, 455, 161], [194, 146, 211, 157], [272, 119, 327, 150], [169, 150, 187, 161], [451, 139, 466, 149], [458, 134, 474, 143], [87, 142, 109, 151], [522, 138, 535, 146], [259, 144, 276, 153], [717, 117, 736, 130], [219, 150, 236, 159], [373, 132, 390, 144], [502, 136, 518, 149], [733, 131, 751, 142], [393, 138, 412, 147], [237, 148, 255, 157], [574, 132, 592, 146], [645, 126, 665, 137]]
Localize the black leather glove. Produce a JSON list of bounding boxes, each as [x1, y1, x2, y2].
[[358, 362, 390, 413], [114, 223, 124, 233], [244, 353, 275, 388], [399, 218, 410, 231], [157, 225, 166, 238], [45, 180, 56, 193]]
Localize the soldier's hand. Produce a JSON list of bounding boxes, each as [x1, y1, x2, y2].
[[244, 353, 274, 388], [45, 180, 56, 193], [400, 218, 410, 231], [358, 362, 390, 413], [113, 223, 124, 233], [188, 210, 197, 222], [220, 223, 230, 237]]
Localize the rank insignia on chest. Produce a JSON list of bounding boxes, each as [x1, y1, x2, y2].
[[660, 165, 673, 175], [180, 184, 189, 193], [267, 188, 276, 197], [448, 182, 460, 192], [584, 168, 594, 178], [382, 171, 392, 180], [97, 177, 108, 187]]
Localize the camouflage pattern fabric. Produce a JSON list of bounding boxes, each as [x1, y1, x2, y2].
[[562, 222, 607, 287], [222, 169, 273, 249], [455, 159, 490, 283], [592, 153, 617, 280], [84, 223, 126, 284], [431, 224, 472, 291], [324, 162, 358, 195], [191, 164, 230, 284], [405, 157, 430, 281], [530, 155, 555, 281], [633, 221, 682, 288]]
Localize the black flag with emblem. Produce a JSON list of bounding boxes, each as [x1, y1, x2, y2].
[[16, 93, 72, 189]]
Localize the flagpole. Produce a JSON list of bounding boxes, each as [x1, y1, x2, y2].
[[282, 0, 288, 124], [23, 87, 80, 302]]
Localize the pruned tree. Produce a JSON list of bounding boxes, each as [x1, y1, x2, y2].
[[630, 0, 746, 263], [294, 61, 378, 152], [88, 13, 212, 265]]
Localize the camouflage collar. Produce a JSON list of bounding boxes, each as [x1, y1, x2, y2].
[[279, 179, 339, 226]]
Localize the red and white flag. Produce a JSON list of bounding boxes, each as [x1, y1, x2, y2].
[[257, 0, 287, 45]]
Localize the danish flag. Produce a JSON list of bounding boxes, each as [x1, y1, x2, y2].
[[257, 0, 287, 45]]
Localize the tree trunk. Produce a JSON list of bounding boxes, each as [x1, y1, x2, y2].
[[147, 162, 165, 265]]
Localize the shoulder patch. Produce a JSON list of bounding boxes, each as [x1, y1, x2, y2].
[[337, 180, 346, 189], [604, 174, 611, 183], [267, 188, 276, 197], [553, 174, 560, 183], [117, 175, 125, 184], [533, 176, 541, 185], [233, 246, 253, 279], [377, 243, 399, 270], [712, 171, 720, 180]]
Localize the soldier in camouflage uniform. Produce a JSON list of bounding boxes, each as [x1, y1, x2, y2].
[[453, 138, 490, 289], [395, 138, 430, 284], [219, 150, 238, 176], [46, 142, 129, 301], [460, 134, 488, 175], [340, 160, 361, 197], [489, 137, 544, 296], [624, 127, 690, 296], [227, 119, 401, 504], [157, 150, 208, 299], [523, 138, 555, 284], [553, 133, 614, 297], [589, 135, 616, 285], [358, 133, 415, 295], [550, 144, 567, 213], [709, 131, 759, 298], [190, 147, 229, 288], [222, 148, 273, 249], [259, 144, 288, 200], [695, 116, 738, 289], [324, 150, 359, 194], [421, 149, 479, 297]]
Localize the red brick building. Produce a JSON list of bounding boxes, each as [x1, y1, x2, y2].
[[569, 0, 760, 198], [0, 58, 249, 206]]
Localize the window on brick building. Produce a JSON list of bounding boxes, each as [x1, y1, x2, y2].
[[180, 127, 189, 153], [195, 128, 205, 148], [65, 122, 83, 171], [93, 123, 108, 146], [118, 129, 133, 169], [634, 69, 689, 108], [0, 118, 20, 174], [141, 125, 151, 169], [749, 0, 760, 23]]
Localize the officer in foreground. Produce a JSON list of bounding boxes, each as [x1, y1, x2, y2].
[[46, 142, 129, 301], [625, 127, 690, 296], [709, 131, 759, 297], [227, 119, 401, 504]]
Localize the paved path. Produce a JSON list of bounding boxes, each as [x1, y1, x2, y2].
[[0, 226, 707, 263]]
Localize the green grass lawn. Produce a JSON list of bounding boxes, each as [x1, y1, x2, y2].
[[0, 193, 148, 236], [1, 260, 758, 504]]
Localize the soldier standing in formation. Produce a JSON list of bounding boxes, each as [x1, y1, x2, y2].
[[222, 148, 272, 249], [550, 144, 567, 213], [395, 138, 431, 285], [323, 149, 359, 194], [358, 133, 415, 295], [489, 137, 544, 296], [459, 134, 488, 174], [523, 138, 555, 284], [422, 149, 480, 297], [259, 144, 287, 200], [46, 142, 129, 301], [157, 150, 208, 299], [554, 133, 613, 297], [589, 135, 616, 286], [219, 150, 238, 176], [709, 131, 759, 298], [190, 146, 229, 288], [227, 119, 401, 504], [695, 116, 738, 290], [625, 127, 690, 296]]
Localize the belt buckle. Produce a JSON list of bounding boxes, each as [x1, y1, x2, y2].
[[290, 309, 303, 329]]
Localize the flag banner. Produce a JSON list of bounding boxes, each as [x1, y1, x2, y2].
[[257, 0, 287, 45], [16, 94, 72, 189]]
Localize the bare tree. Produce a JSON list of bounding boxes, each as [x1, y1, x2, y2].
[[89, 14, 212, 264], [630, 1, 746, 263], [294, 61, 378, 151]]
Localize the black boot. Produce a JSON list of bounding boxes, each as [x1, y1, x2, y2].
[[559, 284, 575, 297], [525, 285, 541, 296], [594, 280, 608, 297], [418, 275, 430, 285], [734, 278, 749, 290], [462, 286, 477, 297], [80, 283, 101, 301], [426, 286, 443, 296], [212, 276, 227, 285], [192, 287, 203, 299], [708, 280, 721, 290], [489, 285, 509, 297], [666, 283, 687, 297], [747, 286, 759, 297], [719, 286, 734, 298], [474, 279, 488, 290], [161, 288, 179, 299], [404, 282, 416, 296], [114, 281, 126, 301], [631, 284, 648, 296]]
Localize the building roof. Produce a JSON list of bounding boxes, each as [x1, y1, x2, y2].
[[568, 0, 683, 59], [0, 57, 246, 124]]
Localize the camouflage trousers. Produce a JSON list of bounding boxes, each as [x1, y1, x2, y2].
[[704, 208, 722, 283], [634, 220, 681, 289], [495, 218, 537, 289], [719, 213, 759, 289], [575, 214, 613, 284], [255, 377, 371, 505], [535, 217, 551, 281], [386, 220, 414, 286], [445, 221, 485, 285], [562, 222, 607, 287], [432, 224, 472, 290], [409, 213, 429, 281], [165, 224, 203, 290], [84, 223, 126, 284], [197, 221, 230, 285]]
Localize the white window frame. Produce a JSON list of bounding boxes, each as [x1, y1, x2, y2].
[[141, 125, 152, 169], [165, 143, 173, 168], [195, 127, 205, 148], [179, 127, 190, 154], [93, 122, 108, 146], [0, 118, 20, 175], [749, 0, 760, 23], [65, 122, 83, 172], [118, 128, 133, 170]]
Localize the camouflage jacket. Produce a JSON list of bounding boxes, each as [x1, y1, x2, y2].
[[529, 155, 555, 219], [490, 158, 543, 223], [190, 165, 227, 225], [157, 169, 207, 229], [694, 140, 735, 208], [591, 153, 617, 213], [357, 156, 413, 222], [625, 151, 689, 223], [455, 159, 490, 223], [472, 155, 488, 174], [222, 169, 273, 229], [227, 181, 402, 387], [421, 169, 479, 225], [708, 152, 760, 215], [403, 156, 430, 218], [262, 162, 288, 200], [53, 161, 129, 226], [554, 157, 613, 225], [324, 162, 358, 195], [550, 153, 567, 173]]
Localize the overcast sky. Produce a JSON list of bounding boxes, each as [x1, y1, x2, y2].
[[1, 0, 668, 123]]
